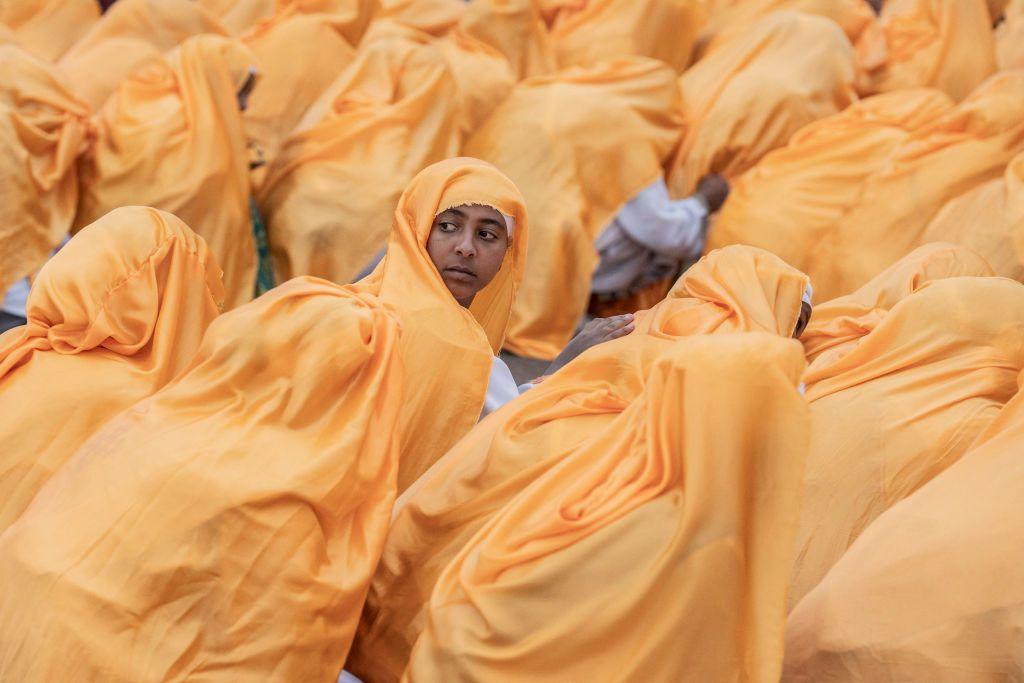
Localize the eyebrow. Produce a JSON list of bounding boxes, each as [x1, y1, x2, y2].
[[438, 209, 508, 232]]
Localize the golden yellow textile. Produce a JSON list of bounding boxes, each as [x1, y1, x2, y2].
[[0, 278, 402, 682], [785, 371, 1024, 682], [75, 35, 257, 309], [0, 0, 98, 61], [708, 88, 955, 281], [405, 333, 809, 682], [349, 246, 809, 683], [790, 275, 1024, 607], [856, 0, 997, 101], [0, 44, 92, 295], [922, 151, 1024, 281], [997, 0, 1024, 70], [259, 29, 459, 284], [58, 0, 227, 110], [668, 11, 858, 196], [0, 207, 224, 533], [350, 157, 530, 493], [465, 57, 681, 360]]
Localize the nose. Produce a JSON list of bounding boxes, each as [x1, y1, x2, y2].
[[453, 231, 476, 258]]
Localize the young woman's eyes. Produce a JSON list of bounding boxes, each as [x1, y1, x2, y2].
[[478, 229, 498, 241], [438, 221, 458, 232]]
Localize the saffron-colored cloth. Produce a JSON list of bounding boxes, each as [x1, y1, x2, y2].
[[404, 333, 809, 683], [350, 157, 530, 494], [789, 275, 1024, 608], [707, 88, 955, 281], [75, 35, 258, 309], [997, 0, 1024, 70], [810, 70, 1024, 299], [0, 278, 403, 682], [375, 0, 466, 35], [0, 0, 98, 61], [437, 25, 516, 143], [668, 11, 858, 197], [241, 10, 362, 184], [0, 206, 224, 534], [259, 29, 459, 285], [464, 57, 682, 360], [348, 245, 809, 683], [698, 0, 876, 59], [855, 0, 997, 101], [922, 151, 1024, 281], [784, 372, 1024, 682], [57, 0, 228, 111], [801, 243, 995, 367], [0, 44, 92, 296]]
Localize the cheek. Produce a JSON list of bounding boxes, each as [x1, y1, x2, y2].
[[478, 243, 509, 280]]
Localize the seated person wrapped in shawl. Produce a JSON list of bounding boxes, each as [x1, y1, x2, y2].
[[784, 370, 1024, 682], [347, 245, 811, 683], [406, 333, 810, 682], [0, 279, 404, 683], [0, 207, 224, 534], [789, 245, 1024, 607], [0, 0, 98, 61], [75, 34, 259, 309]]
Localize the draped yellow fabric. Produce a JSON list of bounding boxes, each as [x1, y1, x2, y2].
[[784, 373, 1024, 682], [259, 29, 459, 284], [437, 25, 516, 143], [465, 58, 681, 360], [922, 152, 1024, 281], [242, 11, 360, 183], [699, 0, 875, 59], [57, 0, 228, 111], [198, 0, 275, 34], [0, 44, 92, 296], [997, 0, 1024, 70], [708, 88, 956, 278], [350, 157, 530, 493], [668, 11, 858, 196], [404, 333, 809, 683], [376, 0, 466, 35], [458, 0, 555, 79], [0, 279, 402, 682], [75, 35, 257, 309], [0, 0, 98, 61], [855, 0, 997, 101], [801, 243, 995, 367], [809, 70, 1024, 299], [0, 207, 224, 534], [789, 276, 1024, 608], [348, 245, 809, 683]]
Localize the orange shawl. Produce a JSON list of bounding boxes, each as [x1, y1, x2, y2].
[[406, 333, 809, 682], [75, 35, 257, 309], [0, 0, 98, 61]]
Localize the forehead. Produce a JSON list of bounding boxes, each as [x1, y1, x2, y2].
[[436, 204, 508, 229]]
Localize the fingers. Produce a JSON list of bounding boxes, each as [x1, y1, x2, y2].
[[595, 314, 635, 340]]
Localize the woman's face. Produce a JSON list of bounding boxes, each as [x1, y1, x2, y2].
[[427, 204, 510, 307]]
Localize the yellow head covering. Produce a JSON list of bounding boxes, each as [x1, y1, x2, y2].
[[352, 157, 529, 492], [76, 34, 257, 309], [0, 206, 224, 534], [0, 278, 403, 682], [406, 333, 809, 682]]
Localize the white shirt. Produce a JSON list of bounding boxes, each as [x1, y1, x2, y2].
[[480, 356, 532, 420], [591, 177, 709, 299], [1, 278, 30, 317]]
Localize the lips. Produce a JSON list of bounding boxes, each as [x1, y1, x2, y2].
[[444, 265, 477, 280]]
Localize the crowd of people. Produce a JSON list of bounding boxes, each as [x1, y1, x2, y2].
[[1, 0, 1023, 680]]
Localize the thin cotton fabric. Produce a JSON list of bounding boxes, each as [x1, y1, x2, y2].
[[405, 333, 810, 682], [464, 57, 682, 360], [0, 206, 224, 533], [997, 0, 1024, 71], [0, 0, 98, 61], [922, 151, 1024, 281], [75, 35, 258, 309], [259, 29, 459, 284], [348, 245, 809, 683], [784, 374, 1024, 682], [350, 157, 530, 494], [855, 0, 997, 101], [57, 0, 228, 110], [0, 43, 92, 296], [707, 88, 955, 280], [790, 274, 1024, 608], [0, 278, 403, 682], [668, 11, 858, 196]]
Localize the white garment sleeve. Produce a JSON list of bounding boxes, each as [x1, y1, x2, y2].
[[480, 356, 526, 420], [613, 177, 708, 260]]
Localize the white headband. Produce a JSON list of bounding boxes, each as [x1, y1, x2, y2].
[[802, 282, 813, 306]]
